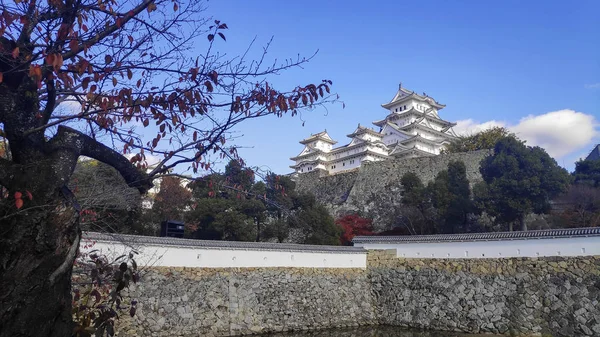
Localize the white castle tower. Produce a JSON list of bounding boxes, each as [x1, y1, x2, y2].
[[290, 84, 457, 175]]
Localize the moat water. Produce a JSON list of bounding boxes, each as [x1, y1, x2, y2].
[[262, 326, 502, 337]]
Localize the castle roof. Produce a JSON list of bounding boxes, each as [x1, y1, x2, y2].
[[381, 85, 445, 110], [289, 157, 329, 169], [346, 125, 382, 138], [299, 130, 337, 145], [289, 147, 325, 161], [399, 122, 457, 140], [585, 144, 600, 161], [373, 107, 454, 128], [398, 134, 452, 147], [389, 145, 436, 158]]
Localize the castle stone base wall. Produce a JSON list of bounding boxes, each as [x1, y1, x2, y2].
[[295, 150, 492, 231], [368, 251, 600, 337]]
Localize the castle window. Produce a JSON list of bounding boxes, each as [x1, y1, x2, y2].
[[403, 105, 406, 109], [343, 162, 345, 166]]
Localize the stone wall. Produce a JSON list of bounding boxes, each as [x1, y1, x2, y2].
[[368, 250, 600, 337], [109, 251, 600, 337], [295, 150, 492, 231], [117, 267, 376, 337]]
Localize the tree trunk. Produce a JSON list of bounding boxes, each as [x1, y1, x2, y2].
[[0, 193, 80, 337], [509, 222, 513, 232], [0, 124, 150, 337], [520, 215, 528, 231]]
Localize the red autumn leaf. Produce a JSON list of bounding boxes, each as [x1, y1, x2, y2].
[[207, 34, 214, 42], [81, 77, 90, 90], [11, 47, 19, 59], [45, 54, 56, 66], [218, 32, 226, 41], [127, 69, 133, 80], [15, 199, 23, 209], [25, 191, 33, 200], [208, 70, 218, 83], [173, 2, 178, 11], [105, 54, 112, 64], [54, 54, 63, 69], [14, 192, 22, 199], [204, 81, 213, 92], [0, 72, 3, 83]]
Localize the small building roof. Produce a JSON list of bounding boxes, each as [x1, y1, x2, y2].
[[381, 85, 446, 110], [346, 125, 383, 138], [299, 130, 337, 145], [290, 147, 323, 161], [585, 144, 600, 161], [352, 227, 600, 244], [389, 146, 436, 158], [373, 107, 454, 128], [399, 122, 457, 140]]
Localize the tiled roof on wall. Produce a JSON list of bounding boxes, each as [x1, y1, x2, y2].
[[84, 232, 366, 254], [352, 227, 600, 244]]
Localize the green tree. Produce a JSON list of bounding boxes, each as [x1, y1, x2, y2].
[[399, 172, 435, 234], [288, 199, 341, 245], [225, 160, 255, 191], [445, 161, 473, 232], [479, 137, 570, 231], [443, 127, 514, 153], [573, 159, 600, 187]]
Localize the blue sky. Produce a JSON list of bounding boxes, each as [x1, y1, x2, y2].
[[203, 0, 599, 173]]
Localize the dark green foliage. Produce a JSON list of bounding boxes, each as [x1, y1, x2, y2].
[[573, 159, 600, 187], [224, 160, 255, 191], [428, 170, 451, 214], [398, 172, 436, 235], [289, 202, 341, 245], [442, 127, 515, 153], [444, 161, 473, 232], [426, 161, 473, 233], [479, 137, 570, 231], [400, 161, 473, 234], [186, 160, 340, 244], [188, 198, 257, 241]]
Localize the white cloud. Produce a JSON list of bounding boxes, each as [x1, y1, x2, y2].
[[453, 109, 599, 159], [454, 119, 506, 135], [584, 83, 600, 89], [58, 97, 83, 113]]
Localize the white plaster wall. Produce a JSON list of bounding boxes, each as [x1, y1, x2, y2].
[[82, 239, 367, 268], [354, 236, 600, 259], [314, 140, 332, 152]]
